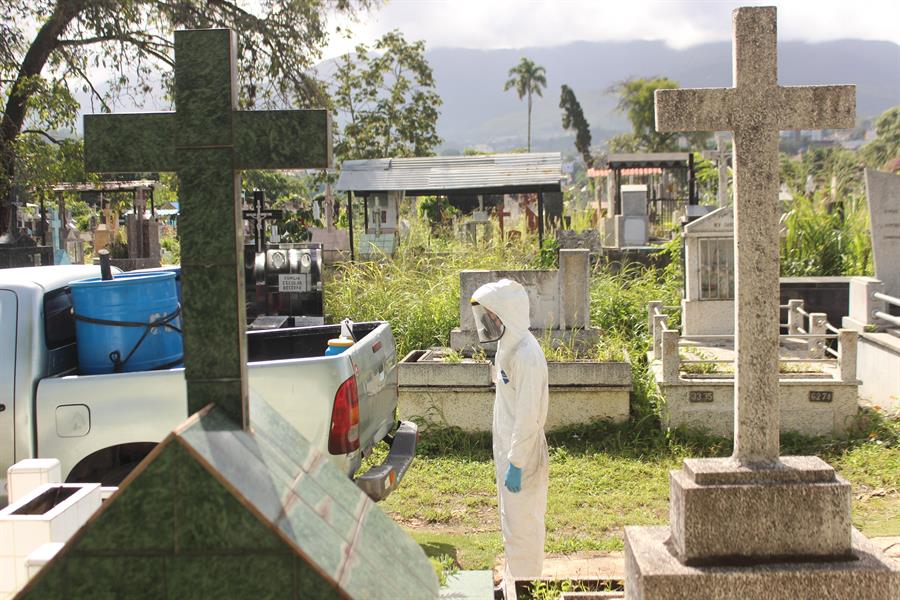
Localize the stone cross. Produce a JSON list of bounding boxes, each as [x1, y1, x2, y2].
[[242, 190, 283, 252], [84, 29, 331, 429], [702, 133, 731, 207], [655, 6, 854, 463]]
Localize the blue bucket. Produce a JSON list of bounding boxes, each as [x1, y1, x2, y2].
[[70, 272, 183, 374]]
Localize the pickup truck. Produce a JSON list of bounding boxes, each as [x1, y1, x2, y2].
[[0, 265, 416, 506]]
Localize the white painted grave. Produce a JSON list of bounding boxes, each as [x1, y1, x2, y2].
[[682, 206, 735, 335]]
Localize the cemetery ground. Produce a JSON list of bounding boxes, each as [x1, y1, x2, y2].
[[329, 233, 900, 573]]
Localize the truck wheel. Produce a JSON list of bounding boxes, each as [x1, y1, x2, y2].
[[100, 461, 140, 486]]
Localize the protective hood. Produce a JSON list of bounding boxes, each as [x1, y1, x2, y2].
[[470, 279, 531, 336]]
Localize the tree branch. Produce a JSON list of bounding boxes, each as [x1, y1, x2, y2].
[[21, 129, 63, 145]]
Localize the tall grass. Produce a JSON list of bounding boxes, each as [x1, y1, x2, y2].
[[780, 193, 873, 277], [325, 238, 536, 357]]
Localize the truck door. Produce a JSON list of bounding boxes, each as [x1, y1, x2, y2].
[[0, 290, 17, 475]]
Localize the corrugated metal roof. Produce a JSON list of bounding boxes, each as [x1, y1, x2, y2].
[[606, 152, 691, 168], [334, 152, 564, 194]]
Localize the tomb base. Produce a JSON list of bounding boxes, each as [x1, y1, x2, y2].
[[624, 526, 899, 600], [669, 457, 852, 564]]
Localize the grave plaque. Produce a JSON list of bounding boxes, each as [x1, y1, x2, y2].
[[809, 390, 833, 403], [689, 390, 715, 403]]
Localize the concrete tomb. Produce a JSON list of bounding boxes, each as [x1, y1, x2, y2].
[[0, 204, 53, 268], [625, 7, 897, 599], [400, 248, 631, 432], [603, 184, 650, 248], [681, 206, 735, 336], [359, 190, 402, 258], [309, 183, 350, 264], [120, 186, 162, 270], [842, 276, 900, 414], [19, 28, 438, 599]]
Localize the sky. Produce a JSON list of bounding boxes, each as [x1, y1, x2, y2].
[[322, 0, 900, 58]]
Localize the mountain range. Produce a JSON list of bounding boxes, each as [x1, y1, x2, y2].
[[413, 39, 900, 154], [76, 38, 899, 157]]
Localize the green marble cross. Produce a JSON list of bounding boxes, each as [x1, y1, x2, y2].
[[84, 29, 332, 429]]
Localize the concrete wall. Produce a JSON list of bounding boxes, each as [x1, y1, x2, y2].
[[780, 277, 852, 332], [655, 374, 860, 437], [399, 357, 631, 432], [682, 299, 734, 336], [856, 333, 900, 414]]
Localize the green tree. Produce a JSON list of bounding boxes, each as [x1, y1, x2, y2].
[[332, 30, 442, 162], [608, 76, 710, 153], [862, 106, 900, 170], [504, 57, 547, 152], [559, 85, 592, 166], [0, 0, 373, 234]]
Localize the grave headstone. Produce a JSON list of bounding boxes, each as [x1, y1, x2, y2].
[[625, 7, 897, 598], [450, 249, 595, 351], [19, 28, 437, 599], [864, 169, 900, 301], [605, 184, 650, 248]]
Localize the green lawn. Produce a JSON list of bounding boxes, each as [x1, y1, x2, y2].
[[372, 414, 900, 570]]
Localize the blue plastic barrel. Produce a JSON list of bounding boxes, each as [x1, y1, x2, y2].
[[70, 272, 183, 374]]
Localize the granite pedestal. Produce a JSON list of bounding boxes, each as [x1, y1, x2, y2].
[[669, 457, 852, 565], [625, 527, 899, 600]]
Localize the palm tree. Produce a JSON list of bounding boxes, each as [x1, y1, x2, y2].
[[504, 58, 547, 152]]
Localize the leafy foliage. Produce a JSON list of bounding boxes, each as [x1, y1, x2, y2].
[[861, 106, 900, 170], [780, 192, 873, 277], [608, 77, 710, 152], [503, 57, 547, 152], [0, 0, 373, 231], [559, 84, 592, 166], [332, 30, 442, 162]]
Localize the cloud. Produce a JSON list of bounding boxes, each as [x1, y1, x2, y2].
[[323, 0, 900, 58]]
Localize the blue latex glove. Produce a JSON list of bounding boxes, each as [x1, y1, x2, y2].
[[504, 463, 522, 493]]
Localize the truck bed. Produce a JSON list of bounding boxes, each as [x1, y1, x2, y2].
[[247, 322, 382, 361]]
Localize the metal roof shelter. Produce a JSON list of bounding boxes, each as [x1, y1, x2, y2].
[[23, 180, 162, 246], [604, 152, 697, 214], [335, 153, 564, 258]]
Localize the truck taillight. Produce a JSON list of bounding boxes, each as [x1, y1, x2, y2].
[[328, 375, 360, 454]]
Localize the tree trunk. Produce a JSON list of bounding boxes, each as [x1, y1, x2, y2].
[[527, 91, 532, 153], [0, 0, 84, 234]]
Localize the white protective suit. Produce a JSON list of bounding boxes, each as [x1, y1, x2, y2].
[[471, 279, 549, 579]]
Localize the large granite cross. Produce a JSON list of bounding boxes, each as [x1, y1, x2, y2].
[[84, 29, 331, 429], [655, 6, 854, 464]]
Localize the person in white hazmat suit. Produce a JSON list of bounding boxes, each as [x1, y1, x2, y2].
[[470, 279, 549, 583]]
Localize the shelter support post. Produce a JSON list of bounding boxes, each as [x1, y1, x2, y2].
[[39, 196, 47, 245], [688, 152, 697, 205], [363, 195, 369, 232], [347, 191, 355, 262], [538, 191, 545, 250]]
